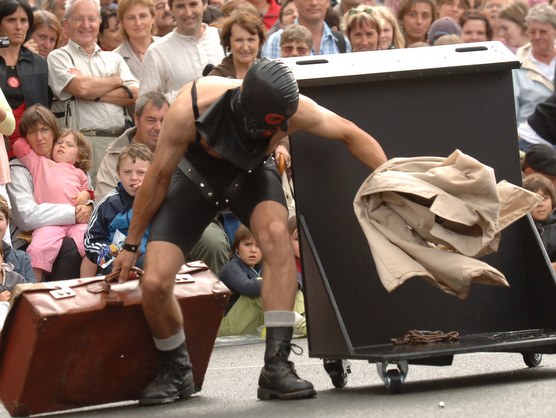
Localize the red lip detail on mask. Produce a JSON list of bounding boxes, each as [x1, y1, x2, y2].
[[264, 114, 286, 126]]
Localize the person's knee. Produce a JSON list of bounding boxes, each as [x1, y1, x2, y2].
[[256, 218, 290, 254], [142, 272, 174, 303]]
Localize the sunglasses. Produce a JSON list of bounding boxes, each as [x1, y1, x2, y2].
[[348, 7, 375, 16]]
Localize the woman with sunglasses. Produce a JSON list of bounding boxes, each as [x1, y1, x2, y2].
[[343, 5, 382, 52]]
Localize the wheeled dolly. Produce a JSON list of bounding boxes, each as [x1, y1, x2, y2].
[[289, 43, 556, 395], [322, 351, 545, 394]]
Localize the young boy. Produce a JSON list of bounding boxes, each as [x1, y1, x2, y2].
[[523, 173, 556, 270], [218, 224, 305, 337], [81, 143, 153, 277]]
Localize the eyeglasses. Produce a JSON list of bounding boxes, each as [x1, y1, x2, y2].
[[67, 16, 101, 24], [348, 7, 374, 16], [280, 45, 310, 56], [483, 2, 503, 10]]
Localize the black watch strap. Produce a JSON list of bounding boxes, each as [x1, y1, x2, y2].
[[122, 242, 140, 253]]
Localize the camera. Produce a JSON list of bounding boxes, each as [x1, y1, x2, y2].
[[0, 37, 9, 48]]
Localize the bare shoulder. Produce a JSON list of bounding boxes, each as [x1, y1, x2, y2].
[[173, 76, 241, 115], [288, 94, 327, 132]]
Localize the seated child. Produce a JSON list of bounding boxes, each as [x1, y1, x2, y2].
[[523, 173, 556, 270], [0, 196, 35, 283], [218, 224, 305, 337], [81, 143, 153, 277], [12, 129, 93, 281], [0, 244, 27, 331]]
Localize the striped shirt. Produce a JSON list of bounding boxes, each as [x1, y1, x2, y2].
[[48, 39, 139, 131]]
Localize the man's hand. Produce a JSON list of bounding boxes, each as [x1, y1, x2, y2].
[[112, 250, 139, 283], [0, 290, 11, 302], [274, 144, 291, 172], [75, 204, 93, 224], [67, 68, 83, 76]]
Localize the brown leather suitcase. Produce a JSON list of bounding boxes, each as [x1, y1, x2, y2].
[[0, 261, 230, 417]]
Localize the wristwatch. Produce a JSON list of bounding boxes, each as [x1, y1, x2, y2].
[[121, 242, 140, 253]]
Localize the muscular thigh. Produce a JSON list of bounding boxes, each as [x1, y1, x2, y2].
[[148, 169, 218, 256]]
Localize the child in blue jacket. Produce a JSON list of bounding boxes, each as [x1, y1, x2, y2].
[[218, 224, 305, 336], [81, 143, 153, 276]]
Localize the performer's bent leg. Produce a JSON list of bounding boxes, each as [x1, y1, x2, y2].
[[250, 201, 316, 400], [137, 167, 217, 406], [142, 241, 185, 339], [139, 240, 194, 406]]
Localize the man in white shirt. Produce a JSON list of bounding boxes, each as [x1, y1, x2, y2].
[[48, 0, 139, 184], [140, 0, 224, 103]]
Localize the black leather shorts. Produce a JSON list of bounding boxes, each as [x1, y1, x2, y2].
[[148, 145, 286, 255]]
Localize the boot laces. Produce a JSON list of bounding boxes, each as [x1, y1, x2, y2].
[[290, 343, 303, 356]]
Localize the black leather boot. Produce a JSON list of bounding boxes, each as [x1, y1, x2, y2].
[[257, 326, 316, 400], [139, 343, 195, 406]]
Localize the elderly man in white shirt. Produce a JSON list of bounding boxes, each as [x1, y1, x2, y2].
[[48, 0, 139, 184]]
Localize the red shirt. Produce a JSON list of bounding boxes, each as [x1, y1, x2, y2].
[[263, 0, 280, 31]]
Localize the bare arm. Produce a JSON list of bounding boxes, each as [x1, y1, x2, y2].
[[113, 86, 196, 281], [289, 96, 387, 170]]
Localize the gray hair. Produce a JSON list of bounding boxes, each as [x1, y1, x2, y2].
[[64, 0, 101, 19], [526, 3, 556, 29], [135, 91, 170, 117]]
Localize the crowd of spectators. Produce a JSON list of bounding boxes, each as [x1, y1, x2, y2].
[[0, 0, 556, 335]]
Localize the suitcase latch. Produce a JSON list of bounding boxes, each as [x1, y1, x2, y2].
[[50, 286, 77, 299], [175, 273, 195, 283]]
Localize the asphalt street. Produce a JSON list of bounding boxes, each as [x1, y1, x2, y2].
[[2, 337, 556, 418]]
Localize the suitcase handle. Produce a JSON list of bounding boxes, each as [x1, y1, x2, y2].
[[104, 266, 143, 284]]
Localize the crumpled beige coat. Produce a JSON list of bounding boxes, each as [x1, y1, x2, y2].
[[354, 150, 542, 299]]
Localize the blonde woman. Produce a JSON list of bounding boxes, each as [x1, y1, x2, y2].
[[343, 5, 382, 52], [115, 0, 159, 81], [374, 5, 405, 49]]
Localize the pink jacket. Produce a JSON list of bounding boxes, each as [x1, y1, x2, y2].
[[12, 139, 88, 205]]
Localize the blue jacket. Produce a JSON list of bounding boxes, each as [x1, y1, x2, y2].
[[84, 183, 149, 266], [218, 254, 262, 314], [1, 241, 35, 283]]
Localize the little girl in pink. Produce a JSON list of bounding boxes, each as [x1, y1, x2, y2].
[[13, 129, 93, 281]]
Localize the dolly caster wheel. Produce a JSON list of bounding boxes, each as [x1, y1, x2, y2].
[[377, 361, 408, 394], [384, 369, 402, 394], [522, 352, 542, 368], [323, 359, 351, 388]]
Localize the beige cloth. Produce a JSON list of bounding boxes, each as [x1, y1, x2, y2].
[[354, 150, 542, 299]]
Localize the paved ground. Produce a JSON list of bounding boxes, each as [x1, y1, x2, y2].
[[2, 337, 556, 417]]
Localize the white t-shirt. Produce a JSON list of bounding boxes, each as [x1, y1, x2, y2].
[[140, 25, 225, 103]]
